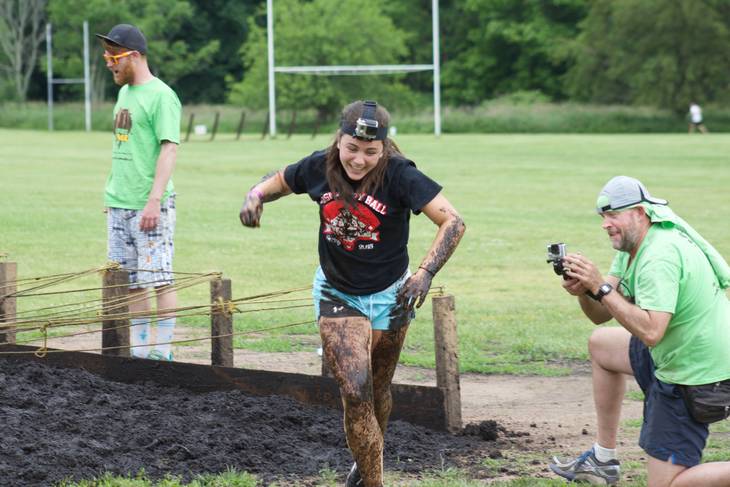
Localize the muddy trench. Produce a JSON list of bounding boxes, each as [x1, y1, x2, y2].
[[0, 358, 507, 486]]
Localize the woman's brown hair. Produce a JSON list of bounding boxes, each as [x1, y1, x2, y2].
[[325, 100, 402, 207]]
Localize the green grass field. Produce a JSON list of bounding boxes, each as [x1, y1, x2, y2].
[[2, 129, 730, 374], [3, 129, 730, 485]]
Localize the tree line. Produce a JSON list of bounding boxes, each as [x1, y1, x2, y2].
[[2, 0, 729, 117]]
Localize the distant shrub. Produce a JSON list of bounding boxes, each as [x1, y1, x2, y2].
[[3, 100, 730, 134], [489, 90, 553, 105]]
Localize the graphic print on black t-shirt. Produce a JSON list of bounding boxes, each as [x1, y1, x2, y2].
[[322, 200, 381, 251], [283, 150, 442, 294]]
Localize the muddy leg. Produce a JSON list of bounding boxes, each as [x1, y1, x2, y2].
[[371, 326, 409, 434], [320, 316, 383, 487]]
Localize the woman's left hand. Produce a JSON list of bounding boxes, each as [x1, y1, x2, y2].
[[397, 268, 433, 311], [239, 191, 263, 227]]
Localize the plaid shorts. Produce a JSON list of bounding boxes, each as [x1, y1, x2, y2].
[[107, 195, 176, 289]]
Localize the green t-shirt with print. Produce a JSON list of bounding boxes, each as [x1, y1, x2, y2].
[[105, 77, 181, 209], [608, 224, 730, 385]]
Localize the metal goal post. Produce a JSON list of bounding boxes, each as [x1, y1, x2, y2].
[[266, 0, 441, 137], [46, 21, 91, 132]]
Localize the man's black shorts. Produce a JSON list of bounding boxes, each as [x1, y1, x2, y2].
[[630, 336, 709, 466]]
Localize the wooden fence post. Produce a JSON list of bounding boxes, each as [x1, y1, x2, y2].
[[184, 112, 194, 142], [287, 110, 297, 139], [101, 269, 130, 357], [209, 112, 220, 141], [235, 111, 246, 140], [311, 111, 322, 139], [0, 261, 17, 344], [210, 277, 233, 367], [432, 294, 462, 433], [261, 112, 270, 140]]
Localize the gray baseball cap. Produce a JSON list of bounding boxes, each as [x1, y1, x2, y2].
[[96, 24, 147, 54], [596, 176, 668, 214]]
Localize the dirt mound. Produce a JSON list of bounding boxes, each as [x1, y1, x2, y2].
[[0, 358, 504, 486]]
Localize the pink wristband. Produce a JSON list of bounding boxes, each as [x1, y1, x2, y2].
[[250, 188, 264, 201]]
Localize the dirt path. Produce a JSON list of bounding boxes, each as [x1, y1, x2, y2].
[[30, 327, 647, 483], [175, 344, 647, 477]]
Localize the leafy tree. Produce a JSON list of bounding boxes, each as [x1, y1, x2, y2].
[[378, 0, 438, 95], [440, 0, 587, 105], [566, 0, 730, 113], [45, 0, 115, 103], [174, 0, 262, 103], [227, 0, 413, 119], [47, 0, 220, 103], [0, 0, 46, 102]]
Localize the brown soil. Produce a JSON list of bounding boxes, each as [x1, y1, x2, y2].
[[22, 328, 647, 484]]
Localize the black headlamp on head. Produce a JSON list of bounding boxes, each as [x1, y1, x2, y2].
[[341, 100, 388, 141]]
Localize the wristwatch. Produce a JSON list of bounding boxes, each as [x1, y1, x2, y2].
[[594, 282, 613, 302]]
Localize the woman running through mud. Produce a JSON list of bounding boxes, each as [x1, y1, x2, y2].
[[239, 100, 465, 487]]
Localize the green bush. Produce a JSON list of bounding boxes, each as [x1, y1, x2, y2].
[[3, 100, 730, 134]]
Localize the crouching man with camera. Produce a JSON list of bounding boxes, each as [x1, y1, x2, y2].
[[548, 176, 730, 486]]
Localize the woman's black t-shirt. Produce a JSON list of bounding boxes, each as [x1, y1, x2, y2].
[[283, 150, 442, 295]]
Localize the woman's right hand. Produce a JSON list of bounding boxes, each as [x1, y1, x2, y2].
[[239, 191, 263, 227], [397, 268, 434, 311]]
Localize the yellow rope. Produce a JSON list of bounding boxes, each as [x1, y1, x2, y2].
[[102, 261, 121, 272], [0, 319, 316, 356], [2, 264, 215, 298], [0, 266, 447, 352], [10, 273, 282, 330], [10, 273, 219, 329], [2, 265, 109, 299], [34, 322, 49, 358], [4, 290, 445, 349], [230, 286, 313, 304], [1, 300, 316, 347], [11, 277, 194, 298], [213, 297, 239, 317], [3, 284, 443, 338]]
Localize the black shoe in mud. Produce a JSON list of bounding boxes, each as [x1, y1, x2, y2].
[[345, 462, 362, 486]]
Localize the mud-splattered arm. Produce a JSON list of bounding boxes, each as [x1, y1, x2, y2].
[[397, 193, 466, 309], [239, 170, 293, 228]]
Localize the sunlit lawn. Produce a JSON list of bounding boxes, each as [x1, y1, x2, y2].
[[3, 129, 730, 375], [4, 129, 730, 485]]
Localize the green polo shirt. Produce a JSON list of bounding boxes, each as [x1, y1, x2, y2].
[[105, 77, 180, 209], [609, 224, 730, 385]]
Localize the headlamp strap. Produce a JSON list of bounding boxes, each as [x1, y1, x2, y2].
[[361, 100, 377, 121], [340, 100, 388, 141]]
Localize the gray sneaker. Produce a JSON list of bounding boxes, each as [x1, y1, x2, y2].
[[549, 448, 620, 485]]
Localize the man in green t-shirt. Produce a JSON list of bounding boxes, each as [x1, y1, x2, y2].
[[549, 176, 730, 486], [96, 24, 181, 361]]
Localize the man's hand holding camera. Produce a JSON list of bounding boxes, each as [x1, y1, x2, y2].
[[547, 243, 607, 299], [561, 254, 604, 297]]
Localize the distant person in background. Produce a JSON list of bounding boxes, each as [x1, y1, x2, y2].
[[239, 100, 465, 487], [688, 102, 708, 133], [97, 24, 181, 361]]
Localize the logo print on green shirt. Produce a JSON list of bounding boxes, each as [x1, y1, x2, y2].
[[114, 108, 132, 146]]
